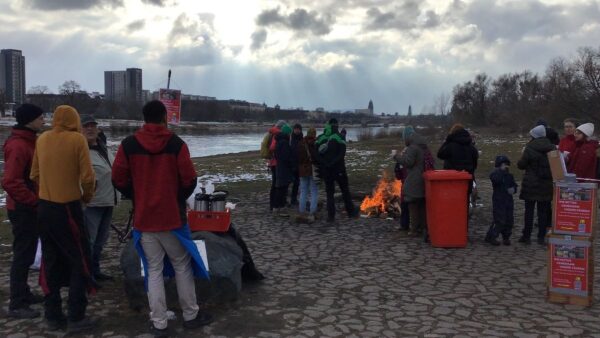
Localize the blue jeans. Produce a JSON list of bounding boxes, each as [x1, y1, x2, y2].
[[299, 176, 318, 214], [84, 206, 113, 275]]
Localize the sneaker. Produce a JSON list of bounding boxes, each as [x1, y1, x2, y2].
[[307, 214, 315, 223], [94, 272, 114, 281], [183, 312, 213, 329], [295, 214, 308, 223], [8, 306, 40, 319], [277, 209, 290, 217], [67, 317, 99, 335], [503, 238, 511, 246], [149, 324, 169, 338], [518, 237, 531, 244]]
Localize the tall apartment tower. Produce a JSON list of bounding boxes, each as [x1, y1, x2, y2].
[[125, 68, 142, 102], [368, 99, 374, 115], [0, 49, 26, 104], [104, 68, 142, 102]]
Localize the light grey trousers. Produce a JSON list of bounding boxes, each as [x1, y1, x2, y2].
[[140, 231, 199, 329]]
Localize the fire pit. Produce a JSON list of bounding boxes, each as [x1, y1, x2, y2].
[[360, 173, 402, 218]]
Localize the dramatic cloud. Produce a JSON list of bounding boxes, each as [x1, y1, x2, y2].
[[126, 19, 145, 32], [250, 29, 268, 50], [24, 0, 122, 11], [161, 13, 223, 67], [364, 1, 422, 31], [256, 7, 334, 35]]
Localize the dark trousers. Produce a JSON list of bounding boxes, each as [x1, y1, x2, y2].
[[274, 184, 289, 209], [408, 199, 427, 233], [269, 166, 277, 210], [39, 200, 93, 322], [324, 170, 355, 219], [8, 208, 39, 310], [522, 200, 551, 240], [290, 173, 300, 204], [400, 201, 410, 230]]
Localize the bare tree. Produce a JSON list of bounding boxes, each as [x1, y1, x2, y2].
[[58, 80, 83, 105], [433, 92, 451, 115], [28, 85, 51, 94]]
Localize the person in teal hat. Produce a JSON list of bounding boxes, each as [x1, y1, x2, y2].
[[316, 118, 358, 222], [273, 124, 294, 216]]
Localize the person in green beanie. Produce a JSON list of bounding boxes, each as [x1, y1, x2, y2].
[[316, 118, 358, 222]]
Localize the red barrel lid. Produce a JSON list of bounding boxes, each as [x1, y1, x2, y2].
[[423, 170, 472, 181]]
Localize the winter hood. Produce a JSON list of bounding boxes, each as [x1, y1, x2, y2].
[[134, 123, 174, 154], [52, 105, 81, 133], [446, 128, 473, 145]]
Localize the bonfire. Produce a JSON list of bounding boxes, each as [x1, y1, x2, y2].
[[360, 172, 402, 218]]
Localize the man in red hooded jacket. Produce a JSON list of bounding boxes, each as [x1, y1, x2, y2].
[[2, 104, 45, 318], [559, 118, 578, 159], [112, 100, 212, 336]]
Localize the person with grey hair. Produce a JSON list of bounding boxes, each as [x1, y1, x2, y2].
[[517, 125, 555, 245]]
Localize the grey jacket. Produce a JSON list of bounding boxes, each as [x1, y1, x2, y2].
[[87, 147, 116, 207], [394, 133, 427, 202]]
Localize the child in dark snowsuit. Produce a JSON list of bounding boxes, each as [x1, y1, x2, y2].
[[485, 155, 518, 246]]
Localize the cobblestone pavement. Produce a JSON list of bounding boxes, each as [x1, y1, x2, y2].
[[2, 180, 600, 337]]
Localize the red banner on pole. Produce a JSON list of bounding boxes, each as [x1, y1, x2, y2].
[[159, 88, 181, 124]]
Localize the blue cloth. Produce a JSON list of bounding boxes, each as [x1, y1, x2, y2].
[[133, 223, 210, 291]]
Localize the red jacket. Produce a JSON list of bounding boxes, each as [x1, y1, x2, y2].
[[112, 124, 197, 232], [268, 126, 280, 167], [567, 139, 598, 179], [2, 127, 38, 211], [559, 134, 577, 155]]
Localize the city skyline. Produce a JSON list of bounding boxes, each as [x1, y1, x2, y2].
[[0, 0, 599, 113]]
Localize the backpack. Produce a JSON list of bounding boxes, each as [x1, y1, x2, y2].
[[260, 132, 273, 159]]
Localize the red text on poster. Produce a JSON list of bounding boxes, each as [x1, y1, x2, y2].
[[550, 243, 589, 293], [159, 88, 181, 124], [553, 184, 596, 235]]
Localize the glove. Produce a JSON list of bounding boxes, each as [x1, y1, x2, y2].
[[507, 187, 516, 195]]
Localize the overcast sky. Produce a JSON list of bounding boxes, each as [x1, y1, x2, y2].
[[1, 0, 599, 114]]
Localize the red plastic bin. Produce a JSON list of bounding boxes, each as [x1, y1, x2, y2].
[[423, 170, 472, 248], [188, 209, 231, 232]]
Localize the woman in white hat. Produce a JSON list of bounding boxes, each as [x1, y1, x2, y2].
[[567, 123, 598, 179]]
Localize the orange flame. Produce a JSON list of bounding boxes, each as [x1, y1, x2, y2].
[[360, 173, 402, 213]]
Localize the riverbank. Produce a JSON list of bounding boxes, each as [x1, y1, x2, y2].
[[2, 132, 600, 337]]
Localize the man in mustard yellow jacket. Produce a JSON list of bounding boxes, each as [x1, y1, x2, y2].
[[30, 105, 96, 334]]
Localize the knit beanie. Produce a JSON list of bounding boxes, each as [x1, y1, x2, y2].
[[529, 125, 546, 139], [576, 123, 594, 137], [275, 120, 286, 128], [16, 103, 43, 126], [281, 124, 292, 135], [293, 123, 302, 131], [307, 127, 316, 138], [403, 125, 415, 141]]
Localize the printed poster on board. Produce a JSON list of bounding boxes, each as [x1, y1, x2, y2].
[[549, 239, 590, 297], [553, 183, 597, 235], [159, 88, 182, 124]]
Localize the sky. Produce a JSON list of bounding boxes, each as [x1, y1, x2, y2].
[[1, 0, 599, 114]]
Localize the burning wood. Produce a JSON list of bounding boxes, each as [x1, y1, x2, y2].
[[360, 173, 402, 218]]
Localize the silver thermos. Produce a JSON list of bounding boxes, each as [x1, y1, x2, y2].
[[210, 191, 228, 212], [194, 193, 210, 211]]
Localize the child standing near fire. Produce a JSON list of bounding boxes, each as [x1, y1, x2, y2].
[[485, 155, 518, 246]]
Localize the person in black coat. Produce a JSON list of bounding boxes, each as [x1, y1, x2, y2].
[[517, 125, 555, 245], [316, 118, 358, 222], [274, 124, 293, 216], [485, 155, 518, 246], [437, 124, 479, 209]]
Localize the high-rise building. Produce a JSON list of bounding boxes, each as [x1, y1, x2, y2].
[[104, 70, 126, 101], [368, 99, 374, 115], [0, 49, 26, 104], [104, 67, 142, 102], [125, 68, 142, 102]]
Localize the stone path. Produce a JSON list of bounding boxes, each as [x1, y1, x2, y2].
[[2, 179, 600, 337]]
